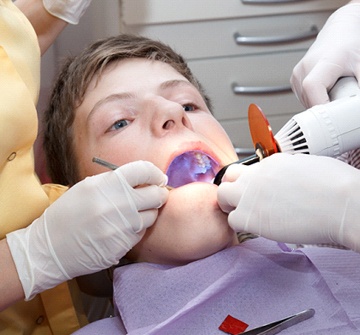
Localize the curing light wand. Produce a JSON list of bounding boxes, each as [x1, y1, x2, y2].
[[214, 77, 360, 185]]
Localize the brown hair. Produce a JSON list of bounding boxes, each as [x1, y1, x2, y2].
[[43, 34, 212, 185]]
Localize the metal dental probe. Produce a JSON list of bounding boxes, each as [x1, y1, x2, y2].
[[92, 157, 119, 170], [92, 157, 173, 190]]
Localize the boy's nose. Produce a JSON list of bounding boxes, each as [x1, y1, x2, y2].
[[162, 119, 176, 130], [150, 98, 192, 135]]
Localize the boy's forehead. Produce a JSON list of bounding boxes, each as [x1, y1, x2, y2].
[[87, 58, 195, 98]]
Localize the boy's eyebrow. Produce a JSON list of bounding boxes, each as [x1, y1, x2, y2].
[[87, 92, 134, 122], [159, 79, 194, 91], [87, 80, 194, 122]]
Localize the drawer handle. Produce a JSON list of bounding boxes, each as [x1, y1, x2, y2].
[[234, 25, 318, 45], [232, 83, 292, 94], [241, 0, 310, 3]]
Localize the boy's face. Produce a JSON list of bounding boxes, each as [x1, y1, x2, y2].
[[73, 58, 239, 265]]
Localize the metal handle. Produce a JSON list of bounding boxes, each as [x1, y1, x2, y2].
[[232, 83, 292, 94], [234, 25, 318, 45], [242, 0, 309, 3]]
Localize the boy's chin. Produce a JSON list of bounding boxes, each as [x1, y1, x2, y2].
[[167, 182, 220, 212], [165, 180, 228, 218], [158, 182, 237, 262], [173, 180, 218, 192], [127, 181, 238, 266]]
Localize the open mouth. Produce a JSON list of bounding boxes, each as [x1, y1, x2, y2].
[[165, 151, 219, 188]]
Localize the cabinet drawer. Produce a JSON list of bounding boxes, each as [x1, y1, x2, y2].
[[188, 50, 305, 121], [123, 11, 332, 59], [121, 0, 348, 24]]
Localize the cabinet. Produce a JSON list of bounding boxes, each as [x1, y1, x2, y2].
[[51, 0, 348, 151], [117, 0, 348, 150]]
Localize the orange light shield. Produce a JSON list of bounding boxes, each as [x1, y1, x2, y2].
[[248, 103, 278, 158]]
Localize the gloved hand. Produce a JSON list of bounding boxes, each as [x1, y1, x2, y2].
[[217, 153, 360, 252], [42, 0, 92, 24], [6, 161, 168, 300], [291, 3, 360, 108]]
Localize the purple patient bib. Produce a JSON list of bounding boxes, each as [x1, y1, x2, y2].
[[74, 238, 360, 334]]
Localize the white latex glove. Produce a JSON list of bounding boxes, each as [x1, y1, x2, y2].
[[42, 0, 92, 24], [291, 3, 360, 108], [7, 161, 168, 300], [217, 153, 360, 252]]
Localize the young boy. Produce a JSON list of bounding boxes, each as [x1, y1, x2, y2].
[[43, 34, 240, 265], [43, 34, 360, 334]]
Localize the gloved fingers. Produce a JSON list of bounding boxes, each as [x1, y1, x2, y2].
[[228, 209, 247, 233], [217, 163, 260, 213], [138, 209, 159, 232], [353, 65, 360, 89], [217, 181, 242, 213], [221, 163, 249, 183], [118, 161, 168, 187], [304, 62, 348, 107], [113, 182, 167, 233], [290, 2, 360, 108], [291, 61, 344, 108], [132, 184, 169, 211]]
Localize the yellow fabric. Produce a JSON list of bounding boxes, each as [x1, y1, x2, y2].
[[0, 0, 48, 238], [0, 0, 87, 333], [0, 281, 86, 335], [40, 281, 88, 335]]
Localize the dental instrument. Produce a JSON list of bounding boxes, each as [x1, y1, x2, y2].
[[92, 157, 120, 170], [92, 157, 174, 190], [214, 77, 360, 185], [239, 308, 315, 335]]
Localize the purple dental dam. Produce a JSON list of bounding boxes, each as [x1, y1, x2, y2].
[[166, 151, 219, 188]]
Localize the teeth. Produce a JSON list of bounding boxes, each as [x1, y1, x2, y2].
[[166, 150, 219, 188], [194, 152, 211, 171]]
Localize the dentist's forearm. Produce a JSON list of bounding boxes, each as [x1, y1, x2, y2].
[[14, 0, 67, 55], [0, 239, 24, 311]]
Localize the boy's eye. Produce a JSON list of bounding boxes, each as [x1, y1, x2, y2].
[[182, 104, 197, 112], [110, 119, 130, 131]]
